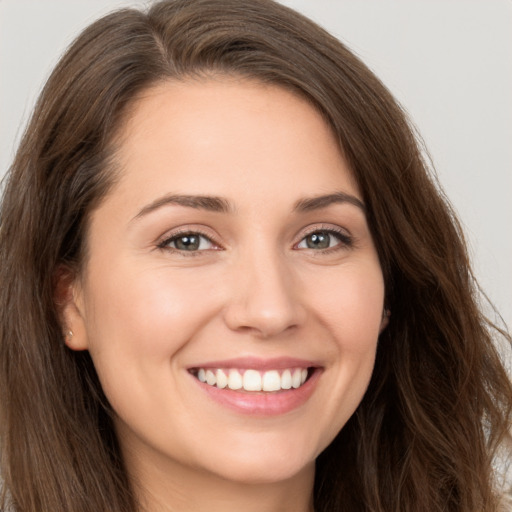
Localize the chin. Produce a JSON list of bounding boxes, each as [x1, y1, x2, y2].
[[196, 435, 318, 485], [212, 457, 313, 485]]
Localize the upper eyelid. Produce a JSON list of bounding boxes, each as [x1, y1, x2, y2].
[[157, 227, 220, 249], [293, 224, 354, 251], [296, 223, 351, 239], [156, 222, 352, 249]]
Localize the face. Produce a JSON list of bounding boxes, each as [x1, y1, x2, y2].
[[64, 78, 386, 487]]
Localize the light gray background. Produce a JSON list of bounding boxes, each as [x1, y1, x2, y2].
[[1, 0, 511, 328]]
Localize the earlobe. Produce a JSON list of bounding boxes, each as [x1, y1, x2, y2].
[[54, 265, 89, 351], [379, 309, 390, 333]]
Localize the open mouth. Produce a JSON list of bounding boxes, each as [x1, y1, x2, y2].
[[189, 367, 314, 392], [188, 362, 322, 415]]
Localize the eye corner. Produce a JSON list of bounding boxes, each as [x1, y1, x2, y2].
[[294, 225, 354, 252], [156, 228, 223, 255]]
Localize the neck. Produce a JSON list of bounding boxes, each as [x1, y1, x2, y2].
[[127, 449, 315, 512]]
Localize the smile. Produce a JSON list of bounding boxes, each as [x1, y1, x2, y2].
[[188, 357, 322, 415], [193, 367, 310, 392]]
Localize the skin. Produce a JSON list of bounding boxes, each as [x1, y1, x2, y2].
[[62, 77, 387, 512]]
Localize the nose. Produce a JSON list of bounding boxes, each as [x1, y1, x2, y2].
[[222, 248, 306, 339]]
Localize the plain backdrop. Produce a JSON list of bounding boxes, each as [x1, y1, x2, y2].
[[0, 0, 511, 329]]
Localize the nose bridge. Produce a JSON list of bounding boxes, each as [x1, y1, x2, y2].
[[223, 239, 304, 337]]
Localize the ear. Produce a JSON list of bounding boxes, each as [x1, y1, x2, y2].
[[53, 265, 89, 351], [379, 309, 390, 333]]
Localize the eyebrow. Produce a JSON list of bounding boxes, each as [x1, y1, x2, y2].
[[132, 190, 365, 221], [133, 194, 233, 220], [293, 192, 365, 213]]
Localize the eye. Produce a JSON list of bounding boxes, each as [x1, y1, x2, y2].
[[296, 229, 351, 250], [159, 232, 216, 252]]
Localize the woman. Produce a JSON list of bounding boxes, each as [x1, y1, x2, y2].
[[0, 0, 510, 510]]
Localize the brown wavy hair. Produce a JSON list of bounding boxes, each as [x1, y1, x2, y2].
[[1, 1, 511, 510]]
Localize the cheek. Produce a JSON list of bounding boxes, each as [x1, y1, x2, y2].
[[82, 262, 221, 370], [307, 261, 385, 348], [80, 262, 225, 435], [282, 261, 384, 452]]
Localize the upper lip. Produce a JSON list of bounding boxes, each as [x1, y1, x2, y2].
[[188, 356, 321, 371]]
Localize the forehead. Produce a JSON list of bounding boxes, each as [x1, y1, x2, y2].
[[107, 77, 360, 212]]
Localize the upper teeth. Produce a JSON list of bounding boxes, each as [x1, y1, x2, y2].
[[196, 368, 309, 392]]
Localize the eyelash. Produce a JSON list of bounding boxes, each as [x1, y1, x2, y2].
[[157, 228, 219, 256], [296, 226, 353, 253], [157, 225, 353, 256]]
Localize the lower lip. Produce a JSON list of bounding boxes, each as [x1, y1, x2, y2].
[[191, 369, 321, 416]]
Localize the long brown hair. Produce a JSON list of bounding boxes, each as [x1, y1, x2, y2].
[[1, 1, 510, 510]]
